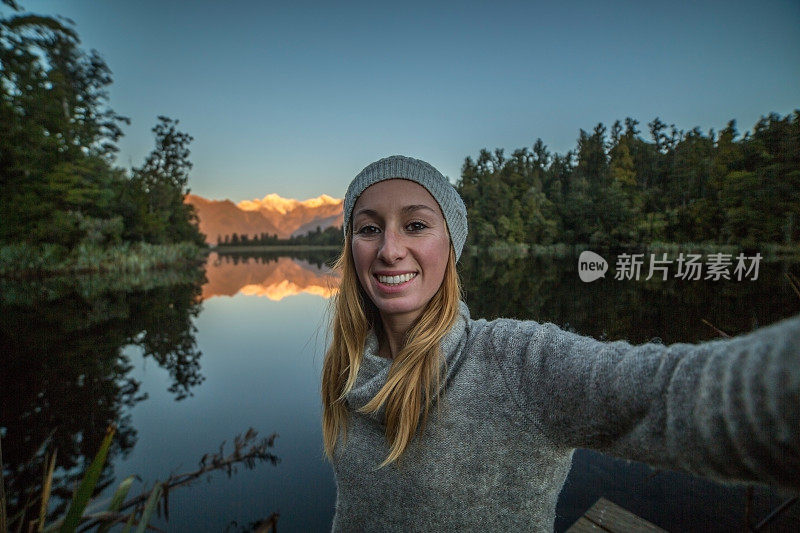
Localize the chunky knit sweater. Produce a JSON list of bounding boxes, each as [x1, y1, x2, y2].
[[330, 303, 800, 532]]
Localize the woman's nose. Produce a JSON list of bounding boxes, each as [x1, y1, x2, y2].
[[377, 228, 406, 264]]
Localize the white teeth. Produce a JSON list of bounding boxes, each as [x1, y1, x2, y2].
[[377, 273, 416, 285]]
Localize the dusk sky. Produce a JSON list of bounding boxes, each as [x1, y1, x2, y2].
[[23, 0, 800, 203]]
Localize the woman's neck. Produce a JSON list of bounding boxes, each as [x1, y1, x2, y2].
[[378, 315, 414, 359]]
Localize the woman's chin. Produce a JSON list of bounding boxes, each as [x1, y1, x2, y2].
[[375, 299, 424, 323]]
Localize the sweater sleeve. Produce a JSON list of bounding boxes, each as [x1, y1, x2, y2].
[[486, 314, 800, 491]]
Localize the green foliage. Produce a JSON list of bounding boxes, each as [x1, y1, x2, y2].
[[457, 111, 800, 249], [0, 3, 205, 270], [58, 426, 116, 532], [2, 424, 277, 532], [97, 475, 134, 533], [0, 5, 128, 245], [0, 241, 205, 276], [122, 117, 206, 246], [5, 426, 132, 532], [217, 225, 344, 248], [134, 482, 162, 533]]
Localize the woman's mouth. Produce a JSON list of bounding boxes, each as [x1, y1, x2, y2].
[[375, 272, 417, 286]]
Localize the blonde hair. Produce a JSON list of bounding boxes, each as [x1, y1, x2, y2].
[[321, 237, 461, 467]]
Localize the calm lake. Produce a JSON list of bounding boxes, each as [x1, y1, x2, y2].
[[2, 247, 799, 531]]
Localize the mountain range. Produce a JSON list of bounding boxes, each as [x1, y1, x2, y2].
[[202, 254, 339, 300], [186, 193, 344, 244]]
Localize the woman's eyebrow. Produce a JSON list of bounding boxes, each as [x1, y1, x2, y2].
[[353, 205, 437, 219], [353, 208, 378, 219], [401, 205, 437, 215]]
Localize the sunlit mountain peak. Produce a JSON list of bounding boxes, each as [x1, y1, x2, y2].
[[303, 194, 342, 208], [237, 193, 342, 215], [238, 193, 298, 214], [187, 193, 344, 244]]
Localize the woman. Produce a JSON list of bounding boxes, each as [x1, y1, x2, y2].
[[321, 155, 800, 532]]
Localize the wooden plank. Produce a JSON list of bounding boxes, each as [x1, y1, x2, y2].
[[755, 496, 800, 531], [566, 497, 667, 533], [566, 516, 610, 533]]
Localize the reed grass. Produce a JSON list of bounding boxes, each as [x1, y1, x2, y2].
[[0, 242, 206, 278], [1, 427, 279, 532]]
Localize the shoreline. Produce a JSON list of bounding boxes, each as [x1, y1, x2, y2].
[[3, 240, 798, 279], [210, 244, 343, 253], [0, 241, 207, 279], [464, 241, 800, 259]]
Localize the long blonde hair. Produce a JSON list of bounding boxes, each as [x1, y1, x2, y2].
[[321, 237, 461, 467]]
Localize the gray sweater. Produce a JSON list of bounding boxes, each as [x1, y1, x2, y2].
[[330, 302, 800, 532]]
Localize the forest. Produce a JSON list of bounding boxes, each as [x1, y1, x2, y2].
[[216, 225, 344, 247], [457, 112, 800, 250], [3, 0, 797, 266], [222, 111, 800, 253], [0, 0, 206, 275]]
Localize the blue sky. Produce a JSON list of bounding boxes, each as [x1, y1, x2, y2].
[[22, 0, 800, 202]]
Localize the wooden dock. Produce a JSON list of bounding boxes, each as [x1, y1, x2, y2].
[[567, 497, 667, 532]]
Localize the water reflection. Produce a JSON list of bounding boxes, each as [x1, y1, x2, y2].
[[2, 250, 798, 531], [460, 251, 800, 531], [0, 267, 206, 525], [204, 251, 340, 301], [459, 251, 800, 344]]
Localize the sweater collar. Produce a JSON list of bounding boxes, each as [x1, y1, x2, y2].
[[345, 301, 471, 419]]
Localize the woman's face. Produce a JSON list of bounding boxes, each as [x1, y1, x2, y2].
[[351, 179, 450, 327]]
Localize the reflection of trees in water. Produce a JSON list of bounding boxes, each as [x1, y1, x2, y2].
[[460, 251, 800, 531], [0, 267, 206, 524], [127, 281, 206, 399], [459, 252, 800, 344], [215, 249, 340, 270]]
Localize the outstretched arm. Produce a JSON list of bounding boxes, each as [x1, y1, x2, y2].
[[487, 314, 800, 491]]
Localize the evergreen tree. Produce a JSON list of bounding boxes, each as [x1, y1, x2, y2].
[[1, 1, 205, 253], [122, 116, 205, 245], [0, 2, 128, 246], [457, 111, 799, 249]]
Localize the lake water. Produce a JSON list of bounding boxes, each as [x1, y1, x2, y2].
[[2, 248, 798, 531]]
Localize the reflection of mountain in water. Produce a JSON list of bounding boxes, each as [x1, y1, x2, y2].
[[203, 253, 341, 301]]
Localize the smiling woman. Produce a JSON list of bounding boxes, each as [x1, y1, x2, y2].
[[320, 155, 800, 532], [351, 179, 451, 354]]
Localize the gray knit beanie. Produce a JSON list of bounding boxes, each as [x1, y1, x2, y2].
[[344, 155, 468, 260]]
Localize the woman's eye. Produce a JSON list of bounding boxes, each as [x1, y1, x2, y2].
[[356, 225, 380, 235], [407, 221, 428, 231]]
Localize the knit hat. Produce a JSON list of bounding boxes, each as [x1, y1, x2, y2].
[[344, 155, 468, 260]]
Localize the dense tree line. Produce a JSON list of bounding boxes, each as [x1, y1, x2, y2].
[[217, 225, 343, 247], [457, 112, 800, 249], [0, 0, 205, 259]]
